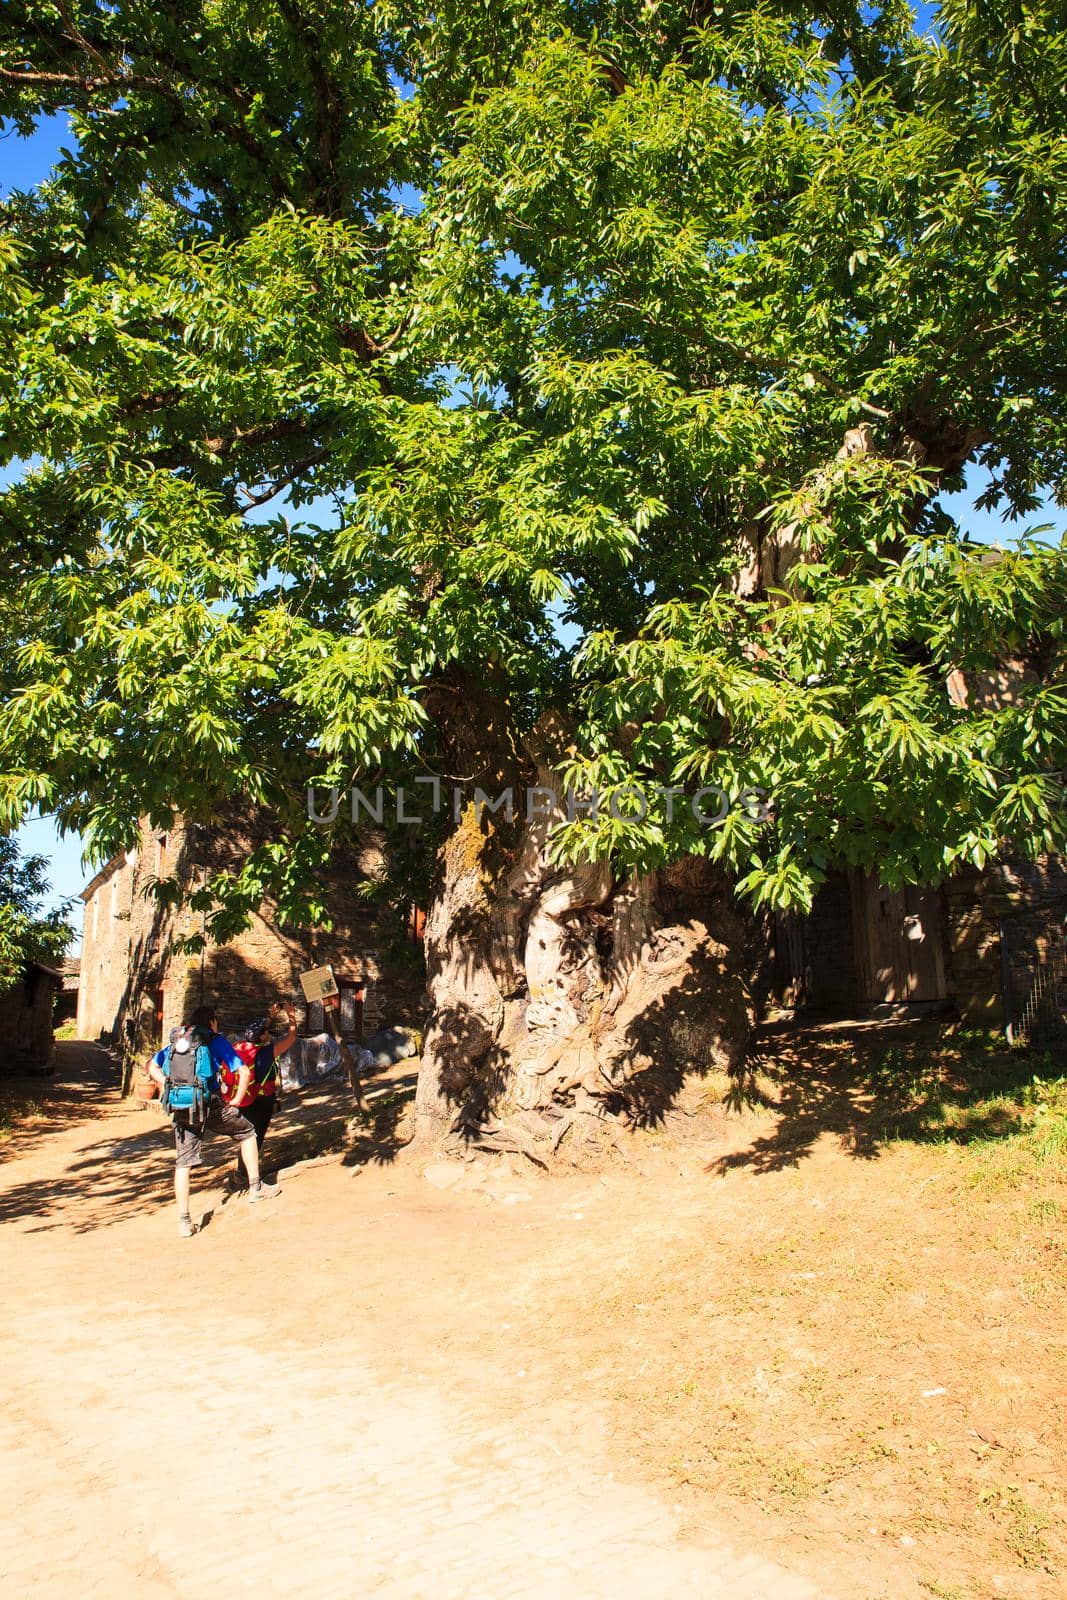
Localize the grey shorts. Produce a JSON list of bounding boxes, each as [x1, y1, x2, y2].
[[173, 1102, 256, 1169]]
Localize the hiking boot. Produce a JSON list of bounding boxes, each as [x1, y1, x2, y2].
[[248, 1180, 280, 1203], [178, 1214, 196, 1239]]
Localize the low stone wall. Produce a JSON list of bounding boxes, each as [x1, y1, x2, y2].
[[946, 855, 1067, 1024]]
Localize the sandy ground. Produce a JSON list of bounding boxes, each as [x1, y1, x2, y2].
[[1, 1037, 1062, 1600], [0, 1043, 825, 1600]]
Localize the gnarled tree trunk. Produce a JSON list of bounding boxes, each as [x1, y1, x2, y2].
[[414, 732, 754, 1159]]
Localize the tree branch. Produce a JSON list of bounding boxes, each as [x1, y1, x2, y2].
[[236, 448, 332, 512], [0, 64, 293, 203], [0, 64, 164, 92], [613, 299, 893, 418], [274, 0, 345, 208]]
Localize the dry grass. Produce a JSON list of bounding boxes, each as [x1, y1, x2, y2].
[[536, 1028, 1066, 1599]]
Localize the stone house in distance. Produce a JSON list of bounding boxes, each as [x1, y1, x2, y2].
[[78, 815, 425, 1086], [0, 960, 63, 1073], [79, 643, 1066, 1085], [81, 813, 1066, 1080]]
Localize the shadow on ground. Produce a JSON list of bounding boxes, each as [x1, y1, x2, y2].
[[0, 1041, 121, 1163], [710, 1023, 1066, 1176], [0, 1042, 417, 1234], [341, 1073, 417, 1170]]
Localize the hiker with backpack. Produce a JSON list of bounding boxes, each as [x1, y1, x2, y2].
[[223, 1000, 298, 1189], [146, 1004, 280, 1237]]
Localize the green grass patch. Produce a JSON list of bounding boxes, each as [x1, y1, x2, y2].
[[862, 1042, 1067, 1162], [0, 1094, 42, 1139]]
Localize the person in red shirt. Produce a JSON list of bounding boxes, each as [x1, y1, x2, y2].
[[222, 1001, 298, 1188]]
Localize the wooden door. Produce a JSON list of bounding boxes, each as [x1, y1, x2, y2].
[[901, 884, 947, 1000], [851, 874, 946, 1003]]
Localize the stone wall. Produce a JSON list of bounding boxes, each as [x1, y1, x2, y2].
[[77, 845, 142, 1041], [77, 814, 427, 1088], [0, 965, 60, 1072], [946, 854, 1067, 1024]]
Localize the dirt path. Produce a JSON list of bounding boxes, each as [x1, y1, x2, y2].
[[0, 1045, 822, 1600]]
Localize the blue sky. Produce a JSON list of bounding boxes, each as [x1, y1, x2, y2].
[[4, 116, 81, 930], [4, 49, 1064, 926], [0, 111, 75, 197]]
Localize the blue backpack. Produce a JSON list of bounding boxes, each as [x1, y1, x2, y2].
[[160, 1025, 215, 1122]]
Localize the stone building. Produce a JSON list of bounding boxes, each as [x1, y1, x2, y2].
[[0, 960, 63, 1073], [767, 651, 1067, 1040], [57, 957, 80, 1026], [770, 855, 1067, 1040], [952, 856, 1067, 1042], [77, 815, 426, 1086], [78, 846, 141, 1043]]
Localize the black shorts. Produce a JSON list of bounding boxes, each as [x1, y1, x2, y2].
[[243, 1096, 276, 1148], [173, 1102, 256, 1169]]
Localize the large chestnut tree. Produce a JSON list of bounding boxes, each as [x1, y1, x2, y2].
[[2, 2, 1064, 1149]]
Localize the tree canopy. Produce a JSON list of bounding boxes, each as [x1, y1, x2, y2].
[[1, 0, 1065, 930]]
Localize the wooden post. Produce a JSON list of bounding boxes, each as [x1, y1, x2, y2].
[[323, 996, 369, 1114]]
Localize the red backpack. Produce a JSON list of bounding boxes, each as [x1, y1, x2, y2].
[[219, 1040, 258, 1105]]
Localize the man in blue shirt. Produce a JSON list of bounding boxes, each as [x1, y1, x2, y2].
[[147, 1005, 280, 1238]]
